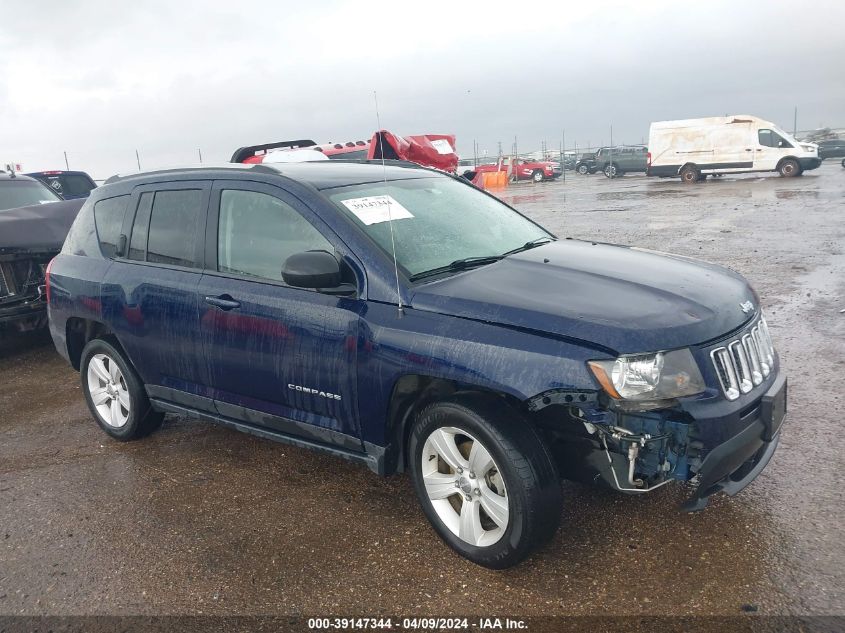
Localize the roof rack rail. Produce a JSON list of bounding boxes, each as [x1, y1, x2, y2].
[[230, 139, 317, 163]]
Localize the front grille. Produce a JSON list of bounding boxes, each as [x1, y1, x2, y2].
[[710, 319, 775, 401]]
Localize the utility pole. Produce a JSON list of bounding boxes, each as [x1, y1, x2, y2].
[[609, 124, 613, 177], [135, 149, 141, 170], [63, 151, 69, 170], [793, 106, 798, 136], [562, 129, 566, 183], [198, 148, 203, 164]]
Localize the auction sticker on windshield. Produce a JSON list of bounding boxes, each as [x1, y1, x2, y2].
[[340, 195, 414, 225]]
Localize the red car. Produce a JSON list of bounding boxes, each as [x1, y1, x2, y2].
[[471, 156, 559, 183]]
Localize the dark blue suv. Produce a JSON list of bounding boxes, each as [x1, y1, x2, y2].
[[47, 161, 786, 568]]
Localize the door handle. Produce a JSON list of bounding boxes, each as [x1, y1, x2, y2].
[[204, 294, 241, 310], [745, 148, 753, 152]]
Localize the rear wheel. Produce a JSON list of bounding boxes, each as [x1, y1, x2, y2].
[[680, 164, 700, 184], [80, 338, 163, 440], [532, 170, 544, 183], [409, 394, 562, 568], [778, 158, 801, 177]]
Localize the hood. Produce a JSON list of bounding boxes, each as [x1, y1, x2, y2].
[[410, 240, 756, 354], [0, 199, 85, 252]]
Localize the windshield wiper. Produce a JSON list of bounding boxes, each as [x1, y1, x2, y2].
[[409, 255, 503, 282], [501, 236, 555, 257]]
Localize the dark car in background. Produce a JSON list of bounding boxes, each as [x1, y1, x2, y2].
[[575, 152, 597, 174], [25, 170, 98, 199], [595, 145, 648, 178], [48, 161, 785, 568], [0, 172, 62, 210], [817, 139, 845, 161], [1, 171, 84, 335]]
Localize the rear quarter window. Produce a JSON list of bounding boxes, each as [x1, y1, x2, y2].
[[93, 195, 129, 258], [61, 199, 100, 257]]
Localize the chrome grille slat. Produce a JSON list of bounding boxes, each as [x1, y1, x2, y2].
[[710, 318, 776, 401]]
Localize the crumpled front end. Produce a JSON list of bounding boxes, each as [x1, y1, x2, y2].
[[0, 250, 54, 334], [532, 313, 786, 510]]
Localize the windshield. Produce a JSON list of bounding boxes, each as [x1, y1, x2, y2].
[[0, 179, 62, 211], [327, 177, 552, 278]]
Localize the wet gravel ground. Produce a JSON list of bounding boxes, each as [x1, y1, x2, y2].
[[1, 163, 843, 617]]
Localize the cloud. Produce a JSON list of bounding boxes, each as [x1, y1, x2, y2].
[[1, 0, 843, 177]]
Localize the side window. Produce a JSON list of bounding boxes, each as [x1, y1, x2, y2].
[[758, 129, 792, 148], [146, 190, 203, 267], [93, 195, 129, 258], [128, 192, 153, 261], [217, 189, 333, 282], [61, 199, 99, 257]]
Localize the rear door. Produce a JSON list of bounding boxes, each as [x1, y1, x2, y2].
[[101, 181, 212, 407], [197, 180, 364, 450]]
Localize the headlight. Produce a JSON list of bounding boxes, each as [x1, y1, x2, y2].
[[801, 144, 816, 153], [588, 348, 705, 401]]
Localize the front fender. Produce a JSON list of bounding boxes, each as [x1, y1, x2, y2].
[[357, 302, 602, 447]]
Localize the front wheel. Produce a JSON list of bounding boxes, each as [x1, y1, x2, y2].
[[778, 158, 801, 177], [532, 170, 544, 183], [577, 164, 589, 175], [603, 164, 618, 178], [409, 395, 562, 568]]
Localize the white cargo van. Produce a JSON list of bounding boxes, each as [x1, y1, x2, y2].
[[647, 115, 820, 183]]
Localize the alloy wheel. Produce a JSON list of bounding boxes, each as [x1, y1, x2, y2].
[[87, 353, 131, 428], [420, 426, 509, 547]]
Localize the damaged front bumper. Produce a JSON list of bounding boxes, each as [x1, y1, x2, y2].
[[682, 371, 785, 510], [537, 367, 787, 512]]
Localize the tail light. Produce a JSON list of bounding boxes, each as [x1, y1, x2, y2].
[[45, 256, 56, 304], [646, 152, 652, 166]]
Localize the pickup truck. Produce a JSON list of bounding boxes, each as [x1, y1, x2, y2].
[[471, 156, 559, 183]]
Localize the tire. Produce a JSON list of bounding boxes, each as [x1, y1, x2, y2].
[[532, 170, 544, 183], [80, 338, 164, 441], [603, 164, 618, 178], [577, 164, 588, 175], [778, 158, 801, 177], [841, 158, 845, 168], [679, 164, 700, 184], [408, 394, 562, 569]]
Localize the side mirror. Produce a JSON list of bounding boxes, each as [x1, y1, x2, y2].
[[282, 250, 342, 289]]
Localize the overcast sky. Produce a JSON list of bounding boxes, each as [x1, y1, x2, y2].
[[2, 0, 844, 178]]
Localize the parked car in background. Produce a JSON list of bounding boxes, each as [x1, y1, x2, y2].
[[473, 155, 559, 182], [575, 152, 597, 175], [817, 138, 845, 160], [49, 161, 785, 568], [1, 171, 84, 335], [25, 170, 98, 199], [594, 145, 648, 178], [0, 172, 62, 210], [647, 115, 821, 182]]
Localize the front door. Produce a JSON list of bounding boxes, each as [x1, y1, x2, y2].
[[755, 127, 794, 171], [197, 181, 363, 450]]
